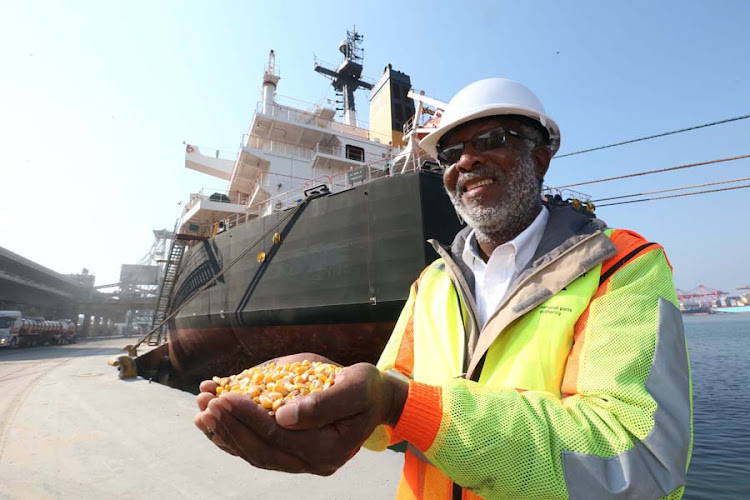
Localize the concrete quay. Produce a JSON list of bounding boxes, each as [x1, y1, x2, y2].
[[0, 337, 403, 499]]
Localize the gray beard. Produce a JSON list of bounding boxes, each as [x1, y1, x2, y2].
[[445, 152, 542, 246]]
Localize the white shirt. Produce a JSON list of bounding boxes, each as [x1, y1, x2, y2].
[[461, 206, 549, 326]]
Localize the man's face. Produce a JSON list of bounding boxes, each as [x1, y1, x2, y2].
[[441, 116, 551, 235]]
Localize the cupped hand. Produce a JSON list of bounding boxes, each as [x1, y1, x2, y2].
[[194, 379, 236, 455], [193, 353, 337, 458], [198, 363, 408, 475]]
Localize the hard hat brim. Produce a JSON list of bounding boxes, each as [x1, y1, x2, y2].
[[419, 104, 561, 159]]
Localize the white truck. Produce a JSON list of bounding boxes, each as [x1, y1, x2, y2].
[[0, 310, 22, 348], [0, 311, 77, 348]]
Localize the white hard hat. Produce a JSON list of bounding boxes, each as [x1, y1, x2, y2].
[[420, 77, 561, 158]]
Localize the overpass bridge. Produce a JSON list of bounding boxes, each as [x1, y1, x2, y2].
[[0, 245, 156, 337]]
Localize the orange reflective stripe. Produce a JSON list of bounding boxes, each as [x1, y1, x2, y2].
[[561, 283, 607, 397], [562, 229, 664, 398], [394, 267, 431, 377], [423, 462, 452, 499], [397, 450, 421, 499], [600, 229, 647, 277], [599, 229, 663, 288], [464, 490, 485, 500], [394, 303, 415, 377], [397, 450, 454, 500]]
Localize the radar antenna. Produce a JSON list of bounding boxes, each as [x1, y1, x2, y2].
[[314, 26, 373, 126]]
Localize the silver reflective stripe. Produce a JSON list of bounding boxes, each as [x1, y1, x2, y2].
[[408, 444, 434, 466], [562, 298, 690, 499], [511, 288, 553, 314]]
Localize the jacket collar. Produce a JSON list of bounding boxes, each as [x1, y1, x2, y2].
[[433, 202, 614, 379], [447, 202, 607, 277]]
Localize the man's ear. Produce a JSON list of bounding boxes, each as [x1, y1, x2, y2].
[[532, 146, 552, 181]]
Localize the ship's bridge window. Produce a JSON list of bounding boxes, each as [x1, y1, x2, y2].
[[345, 145, 365, 162]]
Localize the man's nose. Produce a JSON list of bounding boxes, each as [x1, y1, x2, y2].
[[454, 144, 486, 173]]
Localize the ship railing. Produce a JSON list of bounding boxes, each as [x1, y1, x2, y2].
[[254, 102, 392, 143], [243, 135, 315, 160], [254, 170, 316, 188], [314, 143, 387, 164], [220, 157, 394, 231], [402, 116, 416, 135], [186, 143, 237, 161], [183, 188, 246, 213], [542, 187, 592, 203]]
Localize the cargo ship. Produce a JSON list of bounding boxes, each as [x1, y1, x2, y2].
[[135, 31, 462, 388]]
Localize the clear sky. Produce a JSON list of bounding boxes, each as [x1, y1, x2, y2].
[[1, 1, 748, 294]]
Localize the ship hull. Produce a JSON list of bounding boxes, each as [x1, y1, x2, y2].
[[142, 171, 462, 387]]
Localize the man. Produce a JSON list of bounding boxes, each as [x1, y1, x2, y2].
[[195, 78, 692, 499]]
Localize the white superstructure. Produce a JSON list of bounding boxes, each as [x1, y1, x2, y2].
[[179, 49, 445, 238]]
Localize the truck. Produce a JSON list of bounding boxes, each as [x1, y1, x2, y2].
[[0, 311, 22, 348], [0, 311, 77, 348]]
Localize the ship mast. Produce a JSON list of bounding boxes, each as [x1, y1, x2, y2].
[[314, 27, 373, 126], [262, 50, 280, 114]]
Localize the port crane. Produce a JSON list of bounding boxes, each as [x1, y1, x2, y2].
[[676, 285, 728, 307]]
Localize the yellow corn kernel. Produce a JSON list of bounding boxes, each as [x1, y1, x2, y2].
[[258, 395, 273, 409], [277, 384, 291, 396], [214, 360, 341, 411], [267, 391, 283, 401]]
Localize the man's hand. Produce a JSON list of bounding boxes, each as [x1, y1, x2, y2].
[[194, 352, 335, 456], [193, 379, 237, 456], [194, 362, 408, 475]]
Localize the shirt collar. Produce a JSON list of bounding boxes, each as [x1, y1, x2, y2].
[[461, 206, 549, 272]]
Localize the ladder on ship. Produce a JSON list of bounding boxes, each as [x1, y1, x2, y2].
[[145, 231, 188, 346]]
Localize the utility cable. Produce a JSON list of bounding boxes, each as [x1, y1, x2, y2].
[[552, 153, 750, 189], [597, 183, 750, 207], [592, 175, 750, 202], [555, 114, 750, 159]]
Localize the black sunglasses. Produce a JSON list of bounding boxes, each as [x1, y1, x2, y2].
[[436, 126, 539, 166]]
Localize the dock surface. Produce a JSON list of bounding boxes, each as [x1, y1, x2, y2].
[[0, 337, 403, 499]]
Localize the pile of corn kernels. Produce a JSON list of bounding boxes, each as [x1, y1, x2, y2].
[[213, 360, 342, 415]]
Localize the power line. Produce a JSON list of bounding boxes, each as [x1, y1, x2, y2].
[[597, 183, 750, 207], [592, 175, 750, 202], [552, 153, 750, 189], [555, 114, 750, 159]]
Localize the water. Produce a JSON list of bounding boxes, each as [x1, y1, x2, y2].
[[683, 314, 750, 499]]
